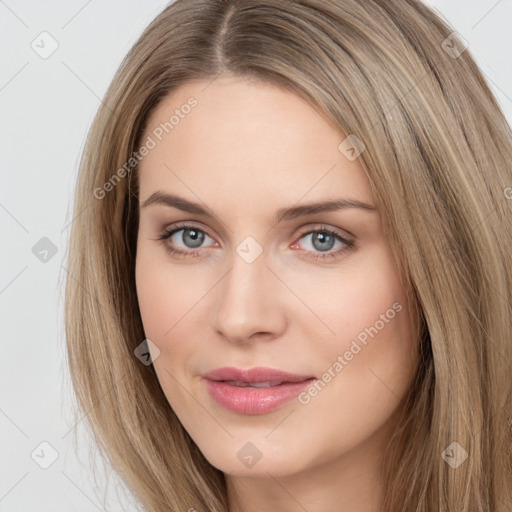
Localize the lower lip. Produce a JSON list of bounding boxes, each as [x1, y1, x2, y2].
[[204, 378, 315, 415]]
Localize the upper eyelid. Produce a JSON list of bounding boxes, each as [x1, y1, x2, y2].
[[165, 222, 216, 241], [162, 222, 353, 245]]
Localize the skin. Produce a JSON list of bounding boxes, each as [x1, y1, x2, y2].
[[135, 75, 419, 512]]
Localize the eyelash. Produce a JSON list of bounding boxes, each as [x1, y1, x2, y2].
[[155, 222, 355, 262]]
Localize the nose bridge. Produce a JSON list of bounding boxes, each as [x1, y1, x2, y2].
[[223, 229, 269, 295], [212, 240, 284, 342], [220, 243, 269, 316]]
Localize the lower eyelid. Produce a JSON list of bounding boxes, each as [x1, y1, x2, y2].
[[159, 226, 353, 257], [165, 228, 216, 248]]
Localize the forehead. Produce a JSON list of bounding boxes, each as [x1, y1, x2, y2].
[[138, 76, 373, 208]]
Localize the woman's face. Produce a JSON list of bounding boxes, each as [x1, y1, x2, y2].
[[135, 75, 418, 479]]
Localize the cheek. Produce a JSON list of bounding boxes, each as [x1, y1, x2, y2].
[[301, 247, 409, 350], [135, 259, 169, 340], [309, 245, 417, 395], [135, 249, 200, 414], [135, 246, 204, 340], [134, 245, 217, 402]]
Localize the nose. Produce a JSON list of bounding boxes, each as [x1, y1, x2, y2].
[[212, 247, 287, 345]]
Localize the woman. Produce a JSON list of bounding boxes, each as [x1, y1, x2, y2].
[[64, 0, 512, 510]]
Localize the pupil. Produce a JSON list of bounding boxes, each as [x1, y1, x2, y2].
[[184, 229, 204, 248], [313, 232, 334, 252]]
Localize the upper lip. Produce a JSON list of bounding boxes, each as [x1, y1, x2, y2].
[[202, 366, 315, 383]]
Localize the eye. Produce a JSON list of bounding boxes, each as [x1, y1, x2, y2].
[[291, 225, 355, 261], [155, 223, 216, 259], [155, 222, 355, 262]]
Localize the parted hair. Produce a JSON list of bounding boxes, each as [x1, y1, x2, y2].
[[64, 0, 512, 510]]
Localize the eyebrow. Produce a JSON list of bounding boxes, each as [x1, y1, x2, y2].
[[141, 191, 377, 223]]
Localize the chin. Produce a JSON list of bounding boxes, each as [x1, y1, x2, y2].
[[200, 441, 309, 478]]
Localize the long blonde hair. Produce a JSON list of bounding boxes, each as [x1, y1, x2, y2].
[[64, 0, 512, 510]]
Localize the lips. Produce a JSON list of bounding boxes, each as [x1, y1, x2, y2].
[[223, 381, 283, 387], [202, 366, 316, 415], [202, 366, 315, 384]]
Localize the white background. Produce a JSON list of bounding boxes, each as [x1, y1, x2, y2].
[[1, 1, 511, 510]]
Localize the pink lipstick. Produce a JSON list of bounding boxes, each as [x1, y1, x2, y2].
[[202, 366, 316, 415]]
